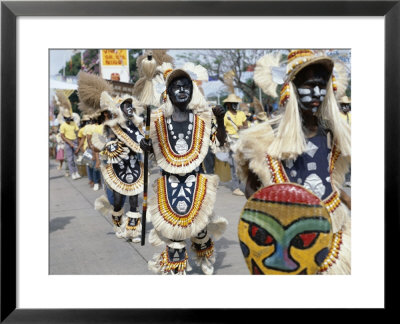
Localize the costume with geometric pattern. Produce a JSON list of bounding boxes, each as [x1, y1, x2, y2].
[[142, 61, 228, 275]]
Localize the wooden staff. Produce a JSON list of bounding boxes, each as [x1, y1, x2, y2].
[[141, 104, 151, 246], [139, 52, 156, 246]]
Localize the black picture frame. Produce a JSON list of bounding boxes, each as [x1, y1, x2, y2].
[[1, 1, 397, 322]]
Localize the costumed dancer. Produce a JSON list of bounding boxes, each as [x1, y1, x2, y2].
[[77, 71, 145, 242], [139, 54, 229, 275], [235, 49, 351, 274]]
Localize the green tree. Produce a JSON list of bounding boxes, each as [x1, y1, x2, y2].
[[58, 52, 81, 76], [129, 49, 143, 83], [177, 49, 277, 102], [82, 50, 100, 74]]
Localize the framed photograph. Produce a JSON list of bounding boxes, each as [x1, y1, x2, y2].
[[1, 0, 397, 322]]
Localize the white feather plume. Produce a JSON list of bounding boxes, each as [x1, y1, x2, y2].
[[182, 62, 209, 81], [157, 62, 174, 75], [333, 60, 349, 100], [254, 52, 283, 98], [100, 91, 118, 113]]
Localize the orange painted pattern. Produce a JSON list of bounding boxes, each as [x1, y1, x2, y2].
[[157, 174, 207, 228], [266, 155, 289, 184], [323, 191, 341, 214], [111, 125, 142, 153], [154, 112, 206, 167]]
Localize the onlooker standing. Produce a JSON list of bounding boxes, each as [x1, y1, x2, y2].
[[223, 94, 248, 196], [49, 129, 57, 159], [339, 96, 351, 125], [60, 110, 81, 180], [75, 114, 94, 187], [339, 96, 351, 187], [55, 131, 65, 170], [86, 112, 104, 191]]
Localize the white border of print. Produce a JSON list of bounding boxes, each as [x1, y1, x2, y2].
[[18, 17, 384, 309]]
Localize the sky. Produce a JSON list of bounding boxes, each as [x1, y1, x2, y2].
[[50, 49, 74, 75]]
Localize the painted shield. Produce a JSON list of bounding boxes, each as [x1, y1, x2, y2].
[[238, 183, 333, 275], [164, 173, 198, 216], [101, 153, 144, 196]]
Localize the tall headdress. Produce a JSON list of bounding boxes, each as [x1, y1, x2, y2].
[[55, 90, 80, 126], [77, 71, 144, 127], [77, 71, 113, 114], [254, 49, 351, 159]]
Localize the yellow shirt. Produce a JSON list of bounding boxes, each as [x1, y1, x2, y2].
[[86, 124, 104, 136], [340, 112, 351, 125], [224, 110, 247, 137], [60, 122, 78, 140], [78, 124, 94, 151]]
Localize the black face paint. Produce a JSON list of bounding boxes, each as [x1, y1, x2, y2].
[[227, 102, 238, 111], [341, 104, 350, 113], [120, 100, 134, 118], [294, 64, 331, 114], [167, 77, 193, 111]]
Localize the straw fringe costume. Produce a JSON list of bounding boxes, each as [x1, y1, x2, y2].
[[235, 50, 351, 275], [144, 61, 228, 275], [77, 71, 144, 242]]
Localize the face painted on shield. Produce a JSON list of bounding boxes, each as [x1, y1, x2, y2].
[[238, 183, 333, 275], [120, 100, 135, 118], [165, 174, 197, 214], [294, 64, 331, 114], [116, 155, 139, 184], [168, 77, 193, 111]]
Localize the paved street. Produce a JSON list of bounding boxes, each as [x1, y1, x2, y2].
[[49, 158, 249, 275], [49, 158, 351, 275]]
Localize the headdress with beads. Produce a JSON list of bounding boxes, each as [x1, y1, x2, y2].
[[154, 61, 209, 117], [77, 71, 143, 128], [254, 49, 350, 159]]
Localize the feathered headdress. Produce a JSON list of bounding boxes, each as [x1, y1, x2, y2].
[[55, 90, 72, 115], [77, 71, 113, 113], [254, 49, 350, 159], [155, 61, 209, 117], [77, 71, 143, 128]]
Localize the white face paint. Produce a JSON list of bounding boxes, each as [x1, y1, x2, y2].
[[300, 95, 312, 103], [298, 88, 311, 95], [173, 88, 191, 103], [298, 86, 327, 103], [116, 155, 139, 183], [169, 77, 193, 107]]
